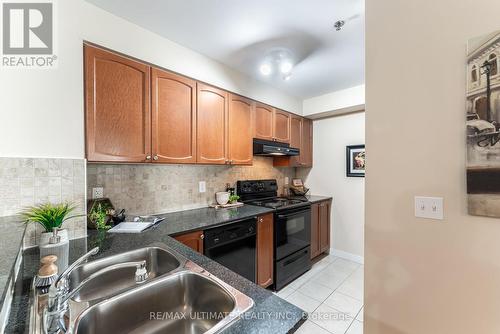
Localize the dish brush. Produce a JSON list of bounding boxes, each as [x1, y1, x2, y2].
[[34, 255, 58, 288]]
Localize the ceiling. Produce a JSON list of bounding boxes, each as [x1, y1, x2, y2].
[[85, 0, 365, 99]]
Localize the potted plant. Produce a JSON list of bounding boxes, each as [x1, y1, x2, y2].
[[20, 202, 82, 245]]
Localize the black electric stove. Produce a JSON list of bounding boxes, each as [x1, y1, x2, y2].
[[237, 179, 312, 290]]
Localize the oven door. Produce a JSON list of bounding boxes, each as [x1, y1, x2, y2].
[[274, 205, 311, 261]]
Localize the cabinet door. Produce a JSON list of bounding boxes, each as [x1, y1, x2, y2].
[[289, 116, 303, 167], [228, 94, 253, 165], [310, 203, 321, 259], [257, 214, 274, 288], [300, 118, 313, 167], [174, 230, 204, 253], [85, 45, 151, 162], [273, 109, 291, 143], [197, 83, 228, 164], [254, 103, 274, 141], [151, 68, 196, 163], [319, 201, 331, 253]]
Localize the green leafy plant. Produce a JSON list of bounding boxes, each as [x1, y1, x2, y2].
[[20, 202, 80, 232], [229, 194, 240, 204], [89, 202, 112, 230]]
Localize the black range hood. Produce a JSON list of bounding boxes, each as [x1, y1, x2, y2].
[[253, 138, 299, 156]]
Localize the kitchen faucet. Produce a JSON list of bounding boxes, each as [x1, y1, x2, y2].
[[43, 247, 149, 334]]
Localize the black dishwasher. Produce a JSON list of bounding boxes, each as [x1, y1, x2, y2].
[[204, 217, 257, 283]]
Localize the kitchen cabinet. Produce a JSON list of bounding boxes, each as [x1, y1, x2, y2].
[[254, 104, 291, 143], [197, 83, 229, 164], [300, 118, 313, 167], [85, 44, 151, 162], [273, 109, 291, 143], [151, 68, 197, 163], [311, 199, 332, 259], [228, 94, 254, 165], [174, 230, 204, 253], [257, 213, 274, 288], [254, 103, 274, 141], [288, 115, 303, 166], [273, 116, 313, 167]]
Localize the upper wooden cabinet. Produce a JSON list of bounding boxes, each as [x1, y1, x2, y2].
[[273, 109, 291, 143], [85, 45, 151, 162], [151, 68, 196, 163], [254, 103, 274, 141], [197, 83, 229, 164], [84, 44, 311, 166], [300, 118, 313, 167], [228, 94, 254, 165], [254, 104, 290, 143], [289, 115, 303, 166], [273, 116, 313, 167]]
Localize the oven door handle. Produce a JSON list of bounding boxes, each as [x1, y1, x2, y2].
[[277, 210, 309, 219]]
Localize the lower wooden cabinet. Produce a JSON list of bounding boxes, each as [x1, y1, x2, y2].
[[311, 199, 332, 259], [257, 213, 274, 288], [174, 230, 204, 254]]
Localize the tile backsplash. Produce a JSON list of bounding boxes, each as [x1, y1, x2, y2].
[[0, 157, 87, 247], [87, 156, 295, 215]]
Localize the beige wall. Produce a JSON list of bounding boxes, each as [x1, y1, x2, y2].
[[298, 112, 365, 261], [366, 1, 500, 333]]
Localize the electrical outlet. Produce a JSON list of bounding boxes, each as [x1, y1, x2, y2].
[[92, 187, 104, 199], [199, 181, 206, 193], [285, 177, 289, 185], [415, 196, 444, 220]]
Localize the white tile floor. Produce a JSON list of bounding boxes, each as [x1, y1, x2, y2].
[[274, 254, 364, 334]]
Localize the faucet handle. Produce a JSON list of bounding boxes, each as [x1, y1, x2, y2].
[[135, 260, 149, 283]]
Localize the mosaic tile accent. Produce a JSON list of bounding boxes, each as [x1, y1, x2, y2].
[[0, 158, 87, 247], [87, 157, 296, 215]]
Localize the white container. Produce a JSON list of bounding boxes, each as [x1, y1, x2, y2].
[[39, 229, 70, 272], [216, 192, 230, 205]]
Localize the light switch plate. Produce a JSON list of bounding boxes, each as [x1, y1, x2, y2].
[[199, 181, 206, 193], [415, 196, 444, 220], [92, 187, 104, 199]]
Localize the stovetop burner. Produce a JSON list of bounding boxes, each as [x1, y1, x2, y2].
[[237, 179, 310, 210], [249, 197, 307, 209]]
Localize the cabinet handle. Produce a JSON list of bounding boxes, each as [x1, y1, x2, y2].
[[259, 218, 263, 223], [200, 234, 204, 240], [153, 155, 159, 161], [146, 155, 151, 160]]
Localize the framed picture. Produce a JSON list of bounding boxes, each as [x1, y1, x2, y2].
[[466, 29, 500, 218], [346, 145, 365, 177]]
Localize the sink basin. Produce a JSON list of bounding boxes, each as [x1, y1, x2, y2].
[[68, 246, 182, 302], [73, 271, 252, 334]]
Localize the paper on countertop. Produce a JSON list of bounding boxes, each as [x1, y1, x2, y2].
[[108, 222, 154, 233]]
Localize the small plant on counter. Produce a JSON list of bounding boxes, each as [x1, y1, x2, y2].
[[20, 202, 81, 232], [88, 202, 113, 230], [229, 194, 240, 204]]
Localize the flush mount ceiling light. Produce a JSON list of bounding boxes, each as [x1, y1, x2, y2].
[[259, 63, 272, 76], [258, 49, 295, 81]]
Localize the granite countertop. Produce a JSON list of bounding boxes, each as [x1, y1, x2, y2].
[[0, 215, 25, 306], [6, 205, 306, 333], [145, 204, 274, 236], [290, 195, 332, 204]]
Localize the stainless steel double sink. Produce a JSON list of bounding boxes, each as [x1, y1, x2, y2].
[[30, 244, 253, 334]]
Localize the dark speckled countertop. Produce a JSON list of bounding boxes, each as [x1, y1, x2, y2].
[[146, 204, 274, 236], [5, 205, 307, 334], [290, 195, 332, 204], [0, 215, 25, 307]]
